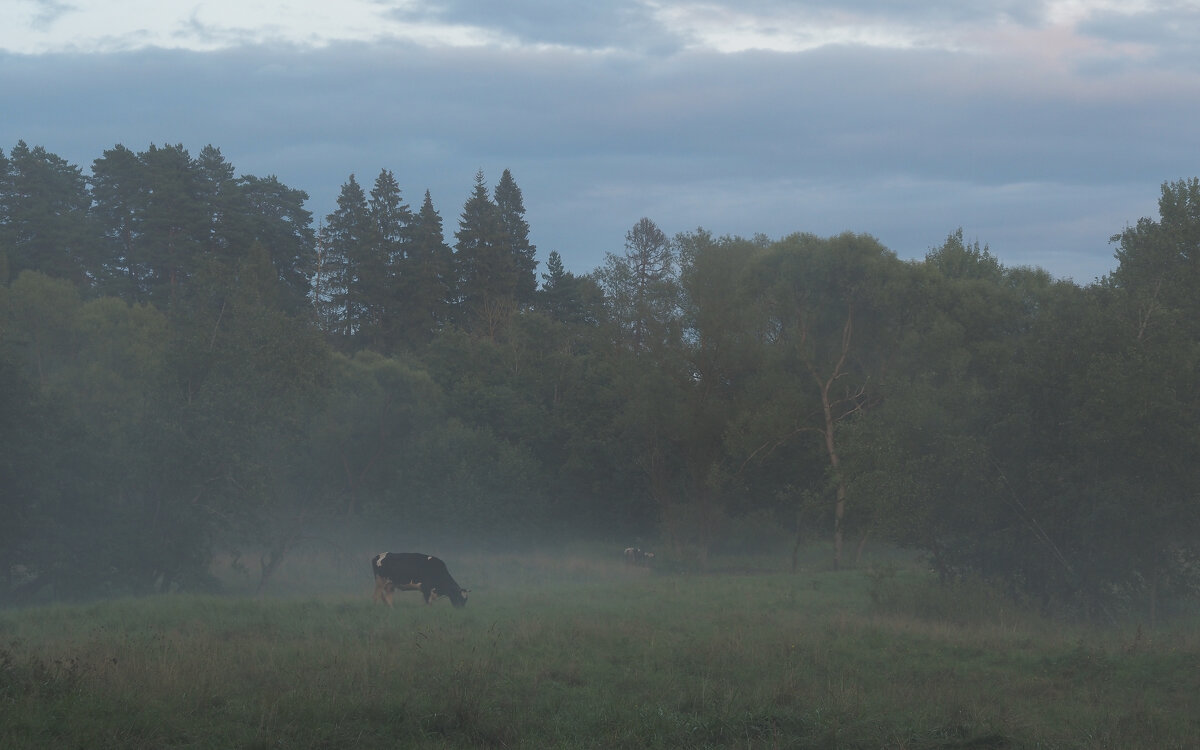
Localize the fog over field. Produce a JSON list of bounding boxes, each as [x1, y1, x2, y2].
[[4, 544, 1200, 748]]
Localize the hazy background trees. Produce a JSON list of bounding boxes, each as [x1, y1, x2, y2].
[[2, 140, 1197, 621]]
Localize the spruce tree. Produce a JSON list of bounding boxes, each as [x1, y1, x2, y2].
[[322, 174, 372, 341], [369, 169, 411, 264], [494, 168, 537, 305], [367, 169, 412, 350], [537, 250, 598, 325], [454, 170, 513, 335], [400, 190, 454, 344]]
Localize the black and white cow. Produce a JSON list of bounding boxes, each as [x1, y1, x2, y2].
[[371, 552, 468, 608]]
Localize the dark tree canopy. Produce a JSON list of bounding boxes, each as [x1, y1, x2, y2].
[[2, 139, 1197, 622]]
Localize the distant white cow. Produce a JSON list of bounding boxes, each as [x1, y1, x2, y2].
[[623, 547, 655, 567]]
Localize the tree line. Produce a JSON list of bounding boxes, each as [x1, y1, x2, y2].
[[2, 140, 1198, 621]]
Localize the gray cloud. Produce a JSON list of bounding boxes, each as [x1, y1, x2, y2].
[[27, 0, 75, 30], [1077, 6, 1200, 72], [702, 0, 1042, 25], [3, 8, 1196, 284], [402, 0, 674, 52]]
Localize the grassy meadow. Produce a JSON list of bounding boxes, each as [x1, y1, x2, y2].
[[1, 545, 1198, 749]]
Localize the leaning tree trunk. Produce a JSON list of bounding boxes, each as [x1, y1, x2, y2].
[[817, 354, 849, 571], [819, 307, 861, 571]]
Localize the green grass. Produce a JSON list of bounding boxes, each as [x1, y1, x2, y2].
[[2, 550, 1198, 748]]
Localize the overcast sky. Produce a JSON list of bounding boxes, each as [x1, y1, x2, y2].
[[4, 1, 1198, 282]]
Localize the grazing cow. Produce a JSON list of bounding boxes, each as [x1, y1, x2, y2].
[[623, 547, 655, 566], [372, 552, 468, 608]]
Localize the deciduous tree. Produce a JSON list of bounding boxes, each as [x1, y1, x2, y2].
[[595, 217, 679, 355], [739, 233, 908, 570]]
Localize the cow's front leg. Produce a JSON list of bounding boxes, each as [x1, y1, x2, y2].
[[375, 576, 397, 606]]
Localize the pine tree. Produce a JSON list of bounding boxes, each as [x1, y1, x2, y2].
[[90, 144, 150, 300], [90, 143, 204, 304], [139, 144, 206, 301], [89, 143, 314, 314], [235, 174, 315, 316], [1, 141, 92, 285], [193, 144, 237, 263]]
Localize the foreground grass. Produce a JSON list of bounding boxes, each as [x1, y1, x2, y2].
[[2, 554, 1198, 748]]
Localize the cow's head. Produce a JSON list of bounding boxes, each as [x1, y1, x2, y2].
[[436, 586, 469, 608]]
